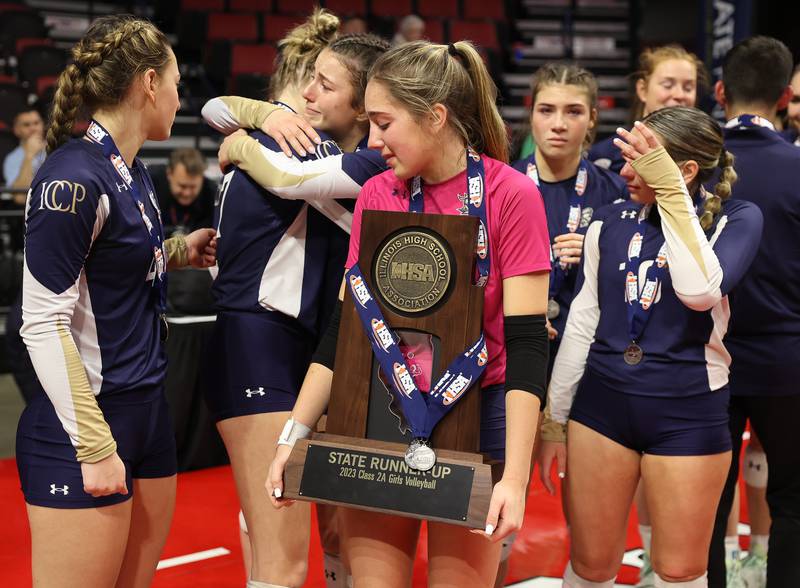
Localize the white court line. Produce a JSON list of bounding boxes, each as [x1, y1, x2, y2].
[[508, 548, 644, 586], [156, 547, 231, 570], [508, 579, 632, 587]]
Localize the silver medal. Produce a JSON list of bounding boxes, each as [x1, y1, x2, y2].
[[546, 299, 560, 320], [404, 439, 436, 471], [623, 343, 643, 366]]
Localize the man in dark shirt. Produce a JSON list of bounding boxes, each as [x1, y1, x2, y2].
[[151, 148, 217, 238], [708, 36, 800, 588]]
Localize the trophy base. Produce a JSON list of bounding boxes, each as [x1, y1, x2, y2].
[[283, 433, 492, 528]]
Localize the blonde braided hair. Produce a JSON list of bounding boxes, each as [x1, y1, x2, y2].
[[47, 15, 171, 153], [642, 106, 737, 230], [269, 8, 340, 98]]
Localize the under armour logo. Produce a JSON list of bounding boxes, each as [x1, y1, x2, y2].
[[50, 484, 69, 495], [116, 182, 128, 192], [748, 460, 762, 471], [245, 387, 265, 397], [325, 570, 337, 581], [621, 210, 637, 219]]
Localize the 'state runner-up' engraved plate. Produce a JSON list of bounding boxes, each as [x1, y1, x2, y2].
[[299, 444, 474, 522], [374, 229, 452, 314]]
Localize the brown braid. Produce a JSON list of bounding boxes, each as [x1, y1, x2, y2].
[[46, 15, 171, 153], [327, 34, 391, 110], [698, 149, 737, 230]]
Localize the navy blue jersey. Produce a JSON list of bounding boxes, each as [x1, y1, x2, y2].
[[587, 135, 625, 174], [780, 127, 799, 146], [722, 120, 800, 395], [21, 138, 166, 462], [548, 147, 763, 424], [512, 155, 628, 336], [212, 131, 385, 336]]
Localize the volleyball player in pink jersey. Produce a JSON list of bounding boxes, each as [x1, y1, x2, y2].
[[266, 40, 551, 587]]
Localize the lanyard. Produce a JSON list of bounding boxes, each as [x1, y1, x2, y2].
[[409, 149, 490, 286], [526, 159, 589, 299], [85, 119, 167, 313], [623, 206, 668, 346]]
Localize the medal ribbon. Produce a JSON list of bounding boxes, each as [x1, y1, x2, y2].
[[623, 206, 668, 346], [347, 149, 490, 440], [347, 263, 488, 439], [526, 160, 589, 299], [409, 149, 490, 286], [85, 119, 167, 313]]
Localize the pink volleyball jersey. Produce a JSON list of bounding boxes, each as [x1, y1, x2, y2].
[[346, 155, 551, 387]]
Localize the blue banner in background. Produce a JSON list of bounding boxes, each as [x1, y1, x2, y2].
[[698, 0, 753, 121]]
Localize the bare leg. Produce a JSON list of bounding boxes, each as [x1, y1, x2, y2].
[[116, 476, 177, 588], [566, 421, 641, 582], [429, 521, 501, 587], [28, 500, 132, 588], [726, 485, 740, 536], [642, 451, 730, 582], [219, 412, 311, 587], [340, 508, 419, 588]]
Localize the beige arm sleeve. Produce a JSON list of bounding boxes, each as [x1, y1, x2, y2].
[[165, 235, 188, 270], [631, 146, 724, 311], [540, 404, 567, 443], [201, 96, 282, 134]]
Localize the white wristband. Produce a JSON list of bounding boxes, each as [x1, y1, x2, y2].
[[277, 418, 312, 448]]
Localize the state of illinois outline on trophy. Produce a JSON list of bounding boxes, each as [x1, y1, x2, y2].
[[283, 209, 493, 528]]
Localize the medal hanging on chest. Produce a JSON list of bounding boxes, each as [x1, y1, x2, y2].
[[622, 206, 669, 365], [349, 149, 490, 471], [527, 161, 589, 319], [85, 119, 169, 340]]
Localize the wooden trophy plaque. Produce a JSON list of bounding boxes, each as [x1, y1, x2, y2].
[[283, 210, 492, 528]]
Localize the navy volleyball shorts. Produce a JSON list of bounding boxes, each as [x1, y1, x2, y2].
[[570, 376, 732, 456], [16, 387, 177, 508], [479, 383, 506, 462], [205, 310, 315, 422]]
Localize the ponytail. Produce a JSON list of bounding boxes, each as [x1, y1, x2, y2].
[[369, 40, 509, 162], [450, 41, 508, 162]]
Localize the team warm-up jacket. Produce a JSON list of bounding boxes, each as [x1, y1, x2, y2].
[[723, 118, 800, 395], [548, 146, 763, 425]]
